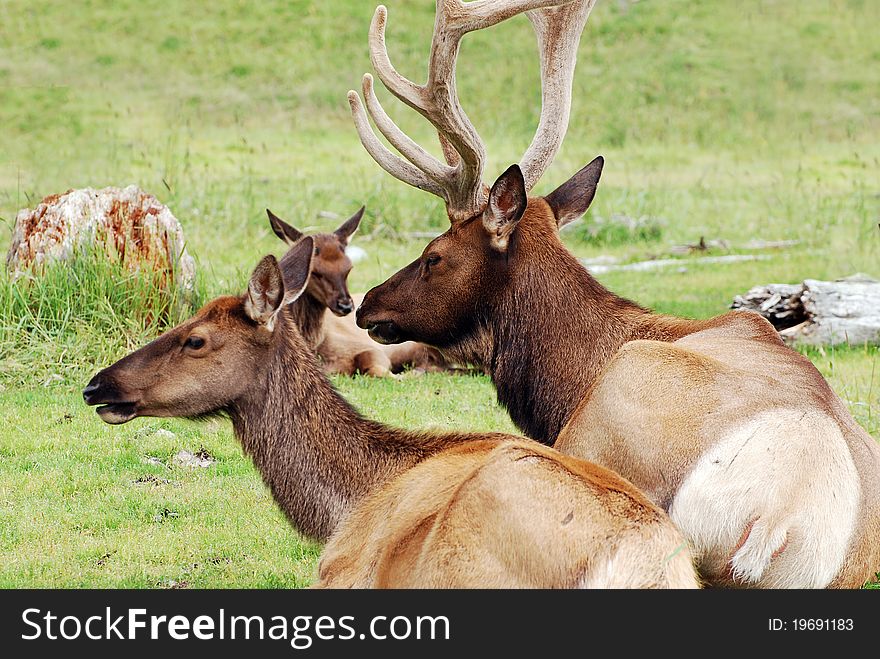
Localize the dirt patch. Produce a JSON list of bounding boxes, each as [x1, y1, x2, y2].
[[153, 508, 180, 522], [194, 446, 214, 461], [133, 474, 171, 487], [95, 551, 116, 567], [159, 579, 189, 589], [173, 447, 216, 469]]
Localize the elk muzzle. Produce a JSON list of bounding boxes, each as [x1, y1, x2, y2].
[[356, 290, 404, 344], [83, 370, 139, 424], [332, 296, 354, 316], [364, 320, 402, 345]]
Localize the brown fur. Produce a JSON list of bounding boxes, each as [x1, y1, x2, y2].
[[356, 160, 880, 588], [83, 244, 699, 589], [272, 208, 457, 376]]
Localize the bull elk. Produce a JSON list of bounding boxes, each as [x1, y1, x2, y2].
[[82, 239, 698, 588], [348, 0, 880, 587], [268, 207, 453, 376]]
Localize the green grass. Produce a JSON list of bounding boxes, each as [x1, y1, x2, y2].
[[0, 375, 515, 587], [1, 0, 879, 587], [1, 250, 205, 387]]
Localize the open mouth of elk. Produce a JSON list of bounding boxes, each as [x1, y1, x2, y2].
[[83, 381, 138, 424], [93, 402, 138, 424]]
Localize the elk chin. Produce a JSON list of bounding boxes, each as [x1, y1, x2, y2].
[[95, 402, 138, 425], [365, 321, 403, 345]]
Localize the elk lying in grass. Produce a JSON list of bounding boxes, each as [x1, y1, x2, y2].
[[269, 208, 454, 377], [82, 239, 698, 588], [349, 0, 880, 587], [320, 293, 459, 377]]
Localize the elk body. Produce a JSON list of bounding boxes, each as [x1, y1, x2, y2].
[[270, 208, 454, 377], [82, 239, 698, 588], [348, 0, 880, 587]]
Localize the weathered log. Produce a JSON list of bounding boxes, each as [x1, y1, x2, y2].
[[740, 239, 801, 250], [731, 274, 880, 346], [730, 283, 806, 330]]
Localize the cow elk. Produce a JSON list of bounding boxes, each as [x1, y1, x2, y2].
[[349, 0, 880, 587], [269, 207, 453, 376], [269, 206, 362, 347], [82, 240, 698, 588]]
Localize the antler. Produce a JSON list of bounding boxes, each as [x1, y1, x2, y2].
[[348, 0, 596, 223], [521, 0, 596, 190]]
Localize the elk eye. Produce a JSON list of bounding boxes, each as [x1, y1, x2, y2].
[[426, 254, 441, 267], [312, 272, 323, 280], [184, 336, 206, 350]]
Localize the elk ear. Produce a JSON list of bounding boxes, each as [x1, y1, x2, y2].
[[245, 255, 286, 328], [334, 206, 365, 245], [267, 209, 304, 246], [483, 164, 527, 252], [544, 156, 604, 229], [278, 236, 315, 306]]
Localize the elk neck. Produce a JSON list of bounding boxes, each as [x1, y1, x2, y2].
[[287, 290, 327, 348], [227, 309, 471, 542], [485, 218, 696, 445]]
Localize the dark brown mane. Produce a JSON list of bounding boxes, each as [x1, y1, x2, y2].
[[484, 205, 655, 442]]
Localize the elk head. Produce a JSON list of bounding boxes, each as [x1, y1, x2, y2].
[[82, 238, 315, 424], [357, 158, 603, 346], [348, 1, 602, 349], [267, 207, 364, 316]]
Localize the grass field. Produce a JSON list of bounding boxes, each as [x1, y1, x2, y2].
[[1, 0, 879, 587]]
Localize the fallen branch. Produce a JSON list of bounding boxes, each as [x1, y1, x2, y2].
[[584, 254, 769, 274], [669, 237, 799, 255], [740, 239, 801, 250]]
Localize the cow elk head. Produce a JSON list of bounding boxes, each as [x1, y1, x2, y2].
[[268, 207, 364, 316], [83, 238, 315, 423]]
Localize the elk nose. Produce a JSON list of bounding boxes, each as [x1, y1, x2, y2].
[[355, 301, 369, 328], [82, 375, 105, 404], [335, 298, 354, 315]]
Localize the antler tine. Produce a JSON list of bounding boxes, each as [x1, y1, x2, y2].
[[347, 90, 448, 199], [367, 3, 487, 221], [520, 0, 598, 191], [361, 74, 455, 187], [367, 6, 426, 111], [351, 0, 590, 222]]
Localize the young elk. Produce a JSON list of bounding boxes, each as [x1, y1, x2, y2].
[[269, 208, 454, 377], [348, 0, 880, 587], [268, 207, 362, 347], [82, 239, 698, 588]]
